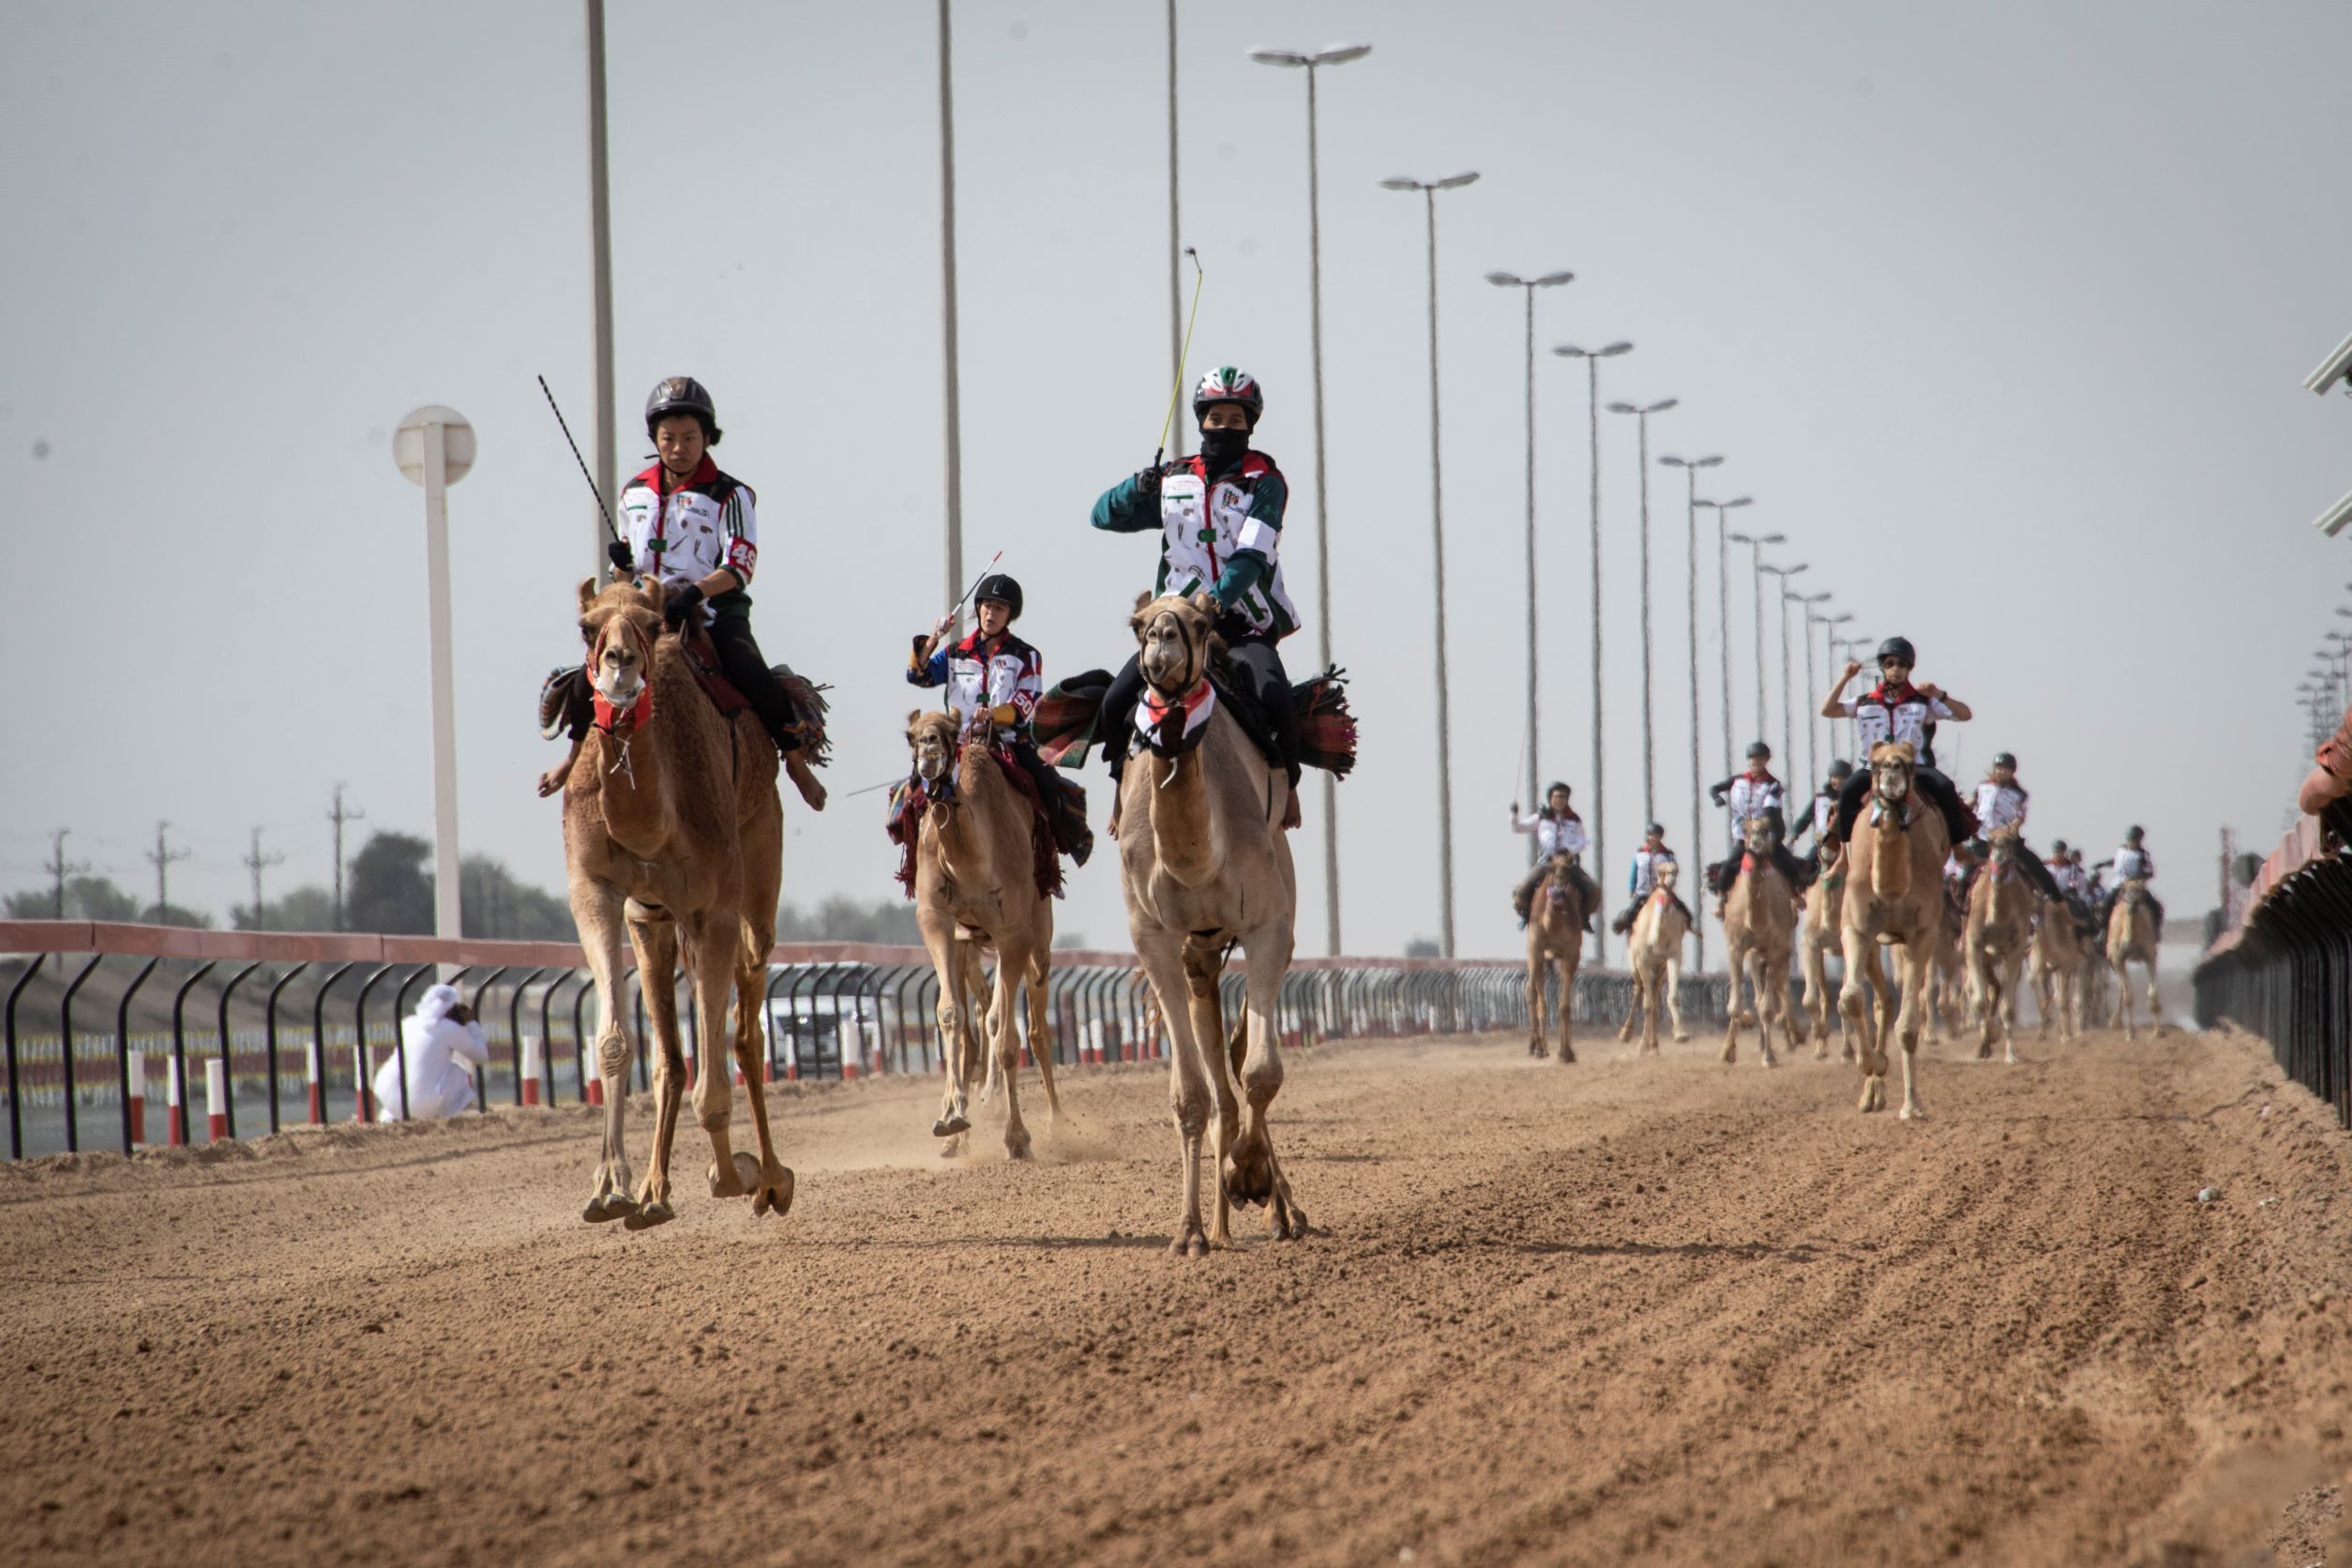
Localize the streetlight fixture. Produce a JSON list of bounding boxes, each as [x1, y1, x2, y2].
[[1487, 268, 1576, 857], [1759, 563, 1810, 769], [1727, 530, 1787, 749], [1606, 396, 1680, 823], [1382, 169, 1480, 957], [1659, 451, 1722, 964], [1251, 41, 1373, 953], [1552, 340, 1633, 963], [1804, 603, 1851, 789], [1696, 495, 1752, 868]]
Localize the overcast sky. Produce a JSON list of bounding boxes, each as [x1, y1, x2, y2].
[[7, 0, 2350, 956]]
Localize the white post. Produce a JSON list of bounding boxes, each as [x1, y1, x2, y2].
[[395, 407, 475, 955]]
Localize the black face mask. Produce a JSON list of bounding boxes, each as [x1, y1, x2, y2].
[[1199, 427, 1250, 474]]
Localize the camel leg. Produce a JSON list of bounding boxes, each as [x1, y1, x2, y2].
[[626, 917, 687, 1224], [1136, 930, 1210, 1258], [1758, 954, 1785, 1067], [1181, 935, 1239, 1248], [992, 935, 1035, 1161], [2001, 956, 2025, 1064], [922, 919, 971, 1138], [1804, 935, 1832, 1060], [683, 909, 756, 1204], [1619, 968, 1641, 1046], [2145, 957, 2166, 1037], [2113, 949, 2136, 1041], [1666, 955, 1688, 1044], [1228, 926, 1305, 1240], [1525, 954, 1548, 1059], [1026, 941, 1063, 1129], [714, 923, 793, 1216], [1553, 952, 1577, 1064], [1840, 925, 1886, 1113], [1896, 937, 1929, 1123], [2034, 961, 2054, 1042], [1968, 942, 1998, 1062], [1721, 945, 1744, 1064], [573, 880, 639, 1223]]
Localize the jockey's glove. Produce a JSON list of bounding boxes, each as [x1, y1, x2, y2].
[[607, 540, 634, 575], [662, 582, 705, 629], [1133, 464, 1163, 497]]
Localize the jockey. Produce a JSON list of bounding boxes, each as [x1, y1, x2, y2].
[[1610, 823, 1689, 935], [537, 377, 826, 812], [1091, 367, 1304, 829], [1509, 782, 1600, 929], [1967, 752, 2065, 902], [1705, 741, 1809, 897], [2095, 825, 2164, 940], [1820, 636, 1975, 849], [1790, 758, 1853, 867], [909, 574, 1092, 865], [2045, 838, 2099, 932]]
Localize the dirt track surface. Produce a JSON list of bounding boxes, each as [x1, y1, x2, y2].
[[4, 1023, 2351, 1567]]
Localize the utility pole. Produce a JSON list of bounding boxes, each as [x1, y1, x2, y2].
[[145, 821, 190, 922], [327, 784, 365, 932], [44, 830, 89, 919], [583, 0, 616, 585], [936, 0, 966, 625], [243, 827, 285, 929]]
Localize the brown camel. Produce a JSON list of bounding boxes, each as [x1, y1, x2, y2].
[[1720, 815, 1801, 1067], [1523, 852, 1590, 1062], [1836, 741, 1952, 1119], [1922, 871, 1971, 1044], [1798, 838, 1856, 1062], [1619, 862, 1691, 1055], [1964, 828, 2035, 1063], [904, 711, 1062, 1160], [563, 576, 792, 1225], [1117, 592, 1304, 1255], [2030, 896, 2087, 1043], [2106, 879, 2166, 1041]]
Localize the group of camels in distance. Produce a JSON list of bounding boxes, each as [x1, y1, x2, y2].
[[1519, 760, 2165, 1115], [551, 571, 2163, 1253]]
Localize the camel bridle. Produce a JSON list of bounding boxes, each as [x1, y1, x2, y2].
[[1136, 605, 1215, 760], [588, 610, 657, 736]]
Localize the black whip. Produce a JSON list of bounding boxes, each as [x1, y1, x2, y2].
[[536, 374, 620, 544]]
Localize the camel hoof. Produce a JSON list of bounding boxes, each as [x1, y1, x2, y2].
[[751, 1164, 794, 1218], [581, 1194, 637, 1225], [1226, 1144, 1276, 1208], [1899, 1103, 1926, 1123], [624, 1199, 675, 1230], [709, 1152, 756, 1199], [1169, 1225, 1210, 1259], [1271, 1200, 1310, 1241], [1005, 1125, 1033, 1161], [1672, 1032, 1691, 1044], [932, 1114, 970, 1138], [1557, 1043, 1576, 1064]]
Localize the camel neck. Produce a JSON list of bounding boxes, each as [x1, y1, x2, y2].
[[1143, 747, 1221, 887]]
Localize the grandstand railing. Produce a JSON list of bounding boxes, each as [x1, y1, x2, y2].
[[2194, 808, 2352, 1129], [0, 922, 1729, 1160]]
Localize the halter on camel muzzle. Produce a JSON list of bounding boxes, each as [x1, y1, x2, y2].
[[1868, 758, 1915, 830], [1134, 608, 1217, 761]]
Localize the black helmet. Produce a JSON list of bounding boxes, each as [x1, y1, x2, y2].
[[1876, 635, 1916, 666], [2050, 837, 2070, 854], [2126, 824, 2144, 841], [1545, 780, 1572, 799], [1827, 759, 1854, 782], [973, 573, 1023, 620], [1991, 751, 2016, 768], [1646, 822, 1666, 837], [1746, 741, 1772, 760], [645, 376, 719, 441]]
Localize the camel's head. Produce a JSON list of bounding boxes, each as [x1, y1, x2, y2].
[[2118, 876, 2148, 906], [1544, 849, 1579, 883], [1131, 590, 1220, 698], [577, 575, 665, 728], [1985, 826, 2020, 878], [1653, 860, 1680, 893], [905, 709, 959, 787], [1741, 814, 1781, 856], [1867, 740, 1918, 807]]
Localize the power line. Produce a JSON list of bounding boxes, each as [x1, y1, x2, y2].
[[243, 826, 285, 928], [44, 829, 90, 919], [327, 784, 365, 932], [145, 821, 191, 918]]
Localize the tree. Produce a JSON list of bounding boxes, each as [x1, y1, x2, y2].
[[460, 855, 575, 940], [4, 875, 142, 922], [233, 884, 338, 932], [776, 895, 924, 944], [1404, 937, 1441, 958], [344, 832, 433, 935]]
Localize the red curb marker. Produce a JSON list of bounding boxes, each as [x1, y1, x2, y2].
[[204, 1059, 227, 1142], [126, 1050, 146, 1147], [166, 1057, 185, 1147], [306, 1039, 324, 1124], [520, 1035, 542, 1106]]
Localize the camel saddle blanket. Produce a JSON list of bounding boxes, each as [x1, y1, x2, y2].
[[885, 749, 1064, 904], [537, 633, 830, 767], [1032, 663, 1357, 779]]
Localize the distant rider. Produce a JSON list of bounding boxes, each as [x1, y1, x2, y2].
[[1965, 751, 2064, 902], [1706, 741, 1810, 898], [1509, 782, 1600, 930], [1610, 823, 1689, 935], [2095, 825, 2163, 940], [1791, 759, 1854, 873], [1819, 636, 1975, 848], [1091, 367, 1303, 831]]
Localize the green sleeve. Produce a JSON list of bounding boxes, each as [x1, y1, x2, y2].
[[1090, 474, 1162, 534]]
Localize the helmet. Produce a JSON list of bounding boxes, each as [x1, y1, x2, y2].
[[645, 376, 719, 440], [1192, 366, 1264, 427], [1827, 759, 1854, 782], [1991, 751, 2016, 768], [2126, 824, 2144, 841], [1746, 741, 1772, 760], [1876, 636, 1916, 666], [973, 573, 1023, 620], [2050, 838, 2070, 854], [1545, 780, 1572, 799], [1646, 822, 1666, 837]]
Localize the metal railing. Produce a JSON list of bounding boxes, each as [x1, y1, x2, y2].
[[2194, 806, 2352, 1129], [0, 921, 1636, 1159]]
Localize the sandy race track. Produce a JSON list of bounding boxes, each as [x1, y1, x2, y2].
[[4, 1022, 2350, 1567]]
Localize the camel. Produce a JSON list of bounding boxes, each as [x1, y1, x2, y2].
[[1835, 741, 1952, 1118], [1720, 815, 1802, 1067], [1798, 838, 1857, 1062], [1924, 874, 1970, 1044], [2106, 879, 2166, 1041], [2030, 896, 2087, 1043], [1619, 862, 1691, 1055], [1963, 828, 2035, 1063], [1523, 852, 1591, 1062], [903, 710, 1063, 1160], [1116, 592, 1305, 1255], [563, 576, 792, 1226]]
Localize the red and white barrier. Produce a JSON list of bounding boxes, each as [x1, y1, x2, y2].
[[353, 1043, 371, 1123], [125, 1049, 145, 1147], [1120, 1022, 1137, 1063], [166, 1055, 185, 1146], [306, 1038, 324, 1123], [837, 1018, 860, 1080], [204, 1059, 227, 1142], [520, 1034, 542, 1106], [585, 1071, 605, 1106]]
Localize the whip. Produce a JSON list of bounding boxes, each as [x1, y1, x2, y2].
[[536, 375, 621, 545], [1152, 247, 1205, 467]]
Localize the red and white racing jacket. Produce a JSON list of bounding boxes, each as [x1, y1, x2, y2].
[[619, 457, 758, 624]]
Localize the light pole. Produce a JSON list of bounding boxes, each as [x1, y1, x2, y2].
[[1802, 601, 1846, 789], [393, 407, 476, 944], [1659, 452, 1722, 968], [1552, 340, 1632, 963], [583, 0, 615, 586], [936, 0, 965, 619], [1486, 269, 1575, 858], [1252, 42, 1372, 953], [1760, 563, 1810, 769], [1813, 610, 1854, 780], [1727, 531, 1787, 750], [1606, 396, 1680, 823], [1698, 496, 1751, 865], [1780, 586, 1827, 776], [1382, 170, 1480, 957]]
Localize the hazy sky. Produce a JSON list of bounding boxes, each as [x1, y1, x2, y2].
[[8, 0, 2350, 956]]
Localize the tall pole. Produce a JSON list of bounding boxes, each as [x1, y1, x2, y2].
[[1167, 0, 1182, 439], [327, 783, 363, 933], [243, 827, 283, 929], [1423, 187, 1456, 958], [1682, 466, 1704, 972], [1752, 560, 1769, 747], [45, 830, 87, 921], [937, 0, 965, 622], [1305, 63, 1339, 952], [1777, 591, 1796, 775], [423, 420, 462, 942], [1636, 414, 1655, 822], [584, 0, 615, 586], [1801, 614, 1821, 789], [1522, 285, 1539, 849], [146, 822, 189, 922], [1587, 360, 1605, 963]]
